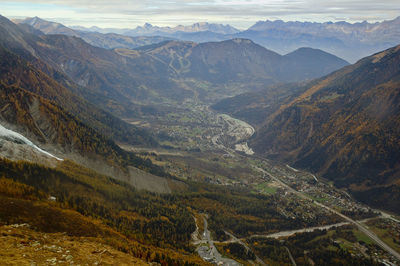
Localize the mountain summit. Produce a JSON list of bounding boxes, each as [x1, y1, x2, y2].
[[105, 21, 240, 36]]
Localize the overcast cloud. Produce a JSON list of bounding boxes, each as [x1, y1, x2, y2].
[[1, 0, 399, 29]]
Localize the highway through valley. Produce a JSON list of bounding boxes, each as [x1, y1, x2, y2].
[[255, 166, 400, 261]]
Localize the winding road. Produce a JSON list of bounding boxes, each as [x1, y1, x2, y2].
[[194, 217, 241, 265], [255, 166, 400, 261]]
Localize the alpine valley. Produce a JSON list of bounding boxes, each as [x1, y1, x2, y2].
[[0, 12, 400, 266]]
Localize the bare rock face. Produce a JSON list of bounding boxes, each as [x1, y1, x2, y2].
[[0, 136, 59, 167], [128, 166, 172, 194]]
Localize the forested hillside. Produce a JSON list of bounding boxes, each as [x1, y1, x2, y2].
[[215, 45, 400, 214], [0, 158, 204, 265], [0, 17, 156, 146]]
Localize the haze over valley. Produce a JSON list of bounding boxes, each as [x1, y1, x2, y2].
[[0, 2, 400, 265]]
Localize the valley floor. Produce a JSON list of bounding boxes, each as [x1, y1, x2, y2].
[[1, 99, 399, 265], [126, 101, 400, 265]]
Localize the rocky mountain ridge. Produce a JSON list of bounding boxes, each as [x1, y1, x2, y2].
[[125, 21, 240, 35]]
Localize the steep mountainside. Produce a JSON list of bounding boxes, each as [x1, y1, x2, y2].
[[129, 38, 348, 87], [0, 82, 169, 180], [0, 50, 180, 195], [18, 17, 173, 50], [2, 16, 197, 104], [0, 46, 155, 146], [281, 47, 349, 81], [132, 39, 282, 85], [187, 39, 281, 83], [0, 83, 120, 162], [215, 45, 400, 214]]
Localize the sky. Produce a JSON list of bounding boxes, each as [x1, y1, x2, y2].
[[1, 0, 399, 29]]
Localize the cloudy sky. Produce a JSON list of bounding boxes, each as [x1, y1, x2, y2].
[[1, 0, 399, 29]]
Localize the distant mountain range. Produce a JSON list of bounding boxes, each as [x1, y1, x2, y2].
[[214, 44, 400, 214], [24, 16, 400, 63], [237, 17, 400, 63], [7, 16, 348, 106], [70, 21, 239, 35], [16, 17, 174, 50], [122, 22, 240, 35]]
